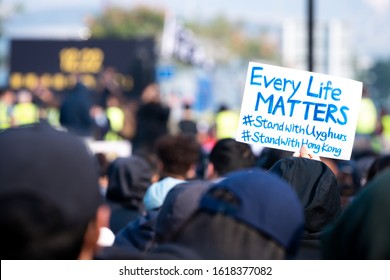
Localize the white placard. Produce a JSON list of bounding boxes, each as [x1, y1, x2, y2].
[[236, 62, 363, 160]]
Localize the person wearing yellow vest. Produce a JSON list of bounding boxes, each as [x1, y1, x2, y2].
[[354, 88, 380, 152], [356, 97, 378, 135], [0, 87, 16, 130], [215, 104, 240, 140], [34, 86, 61, 128], [378, 110, 390, 152], [104, 95, 125, 141], [13, 89, 40, 127], [382, 114, 390, 140]]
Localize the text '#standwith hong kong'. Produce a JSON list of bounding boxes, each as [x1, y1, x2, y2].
[[236, 62, 363, 160]]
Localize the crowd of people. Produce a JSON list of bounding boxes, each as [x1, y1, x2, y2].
[[1, 75, 390, 260]]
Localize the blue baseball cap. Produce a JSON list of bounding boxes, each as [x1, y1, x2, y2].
[[200, 168, 304, 255]]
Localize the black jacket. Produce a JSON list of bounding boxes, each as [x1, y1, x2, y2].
[[59, 82, 94, 137], [132, 102, 170, 153], [269, 157, 340, 259], [322, 169, 390, 259]]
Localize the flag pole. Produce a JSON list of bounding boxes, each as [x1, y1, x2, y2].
[[161, 12, 176, 60]]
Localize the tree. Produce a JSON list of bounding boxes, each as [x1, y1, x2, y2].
[[88, 5, 165, 39], [186, 15, 278, 64], [88, 6, 278, 65]]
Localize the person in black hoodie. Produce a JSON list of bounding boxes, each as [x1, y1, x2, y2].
[[59, 80, 94, 137], [269, 146, 341, 259], [105, 155, 156, 234]]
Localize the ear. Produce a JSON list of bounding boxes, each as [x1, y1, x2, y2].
[[157, 160, 164, 174], [185, 163, 197, 179], [206, 162, 216, 180], [78, 204, 111, 260], [150, 160, 163, 183], [151, 173, 160, 183]]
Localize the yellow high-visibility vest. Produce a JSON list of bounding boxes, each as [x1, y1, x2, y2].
[[356, 98, 377, 135], [105, 106, 125, 141], [46, 107, 60, 127], [215, 110, 239, 139], [13, 103, 39, 126], [382, 115, 390, 139], [0, 102, 12, 129]]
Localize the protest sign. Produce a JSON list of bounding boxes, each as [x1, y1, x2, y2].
[[236, 62, 363, 160]]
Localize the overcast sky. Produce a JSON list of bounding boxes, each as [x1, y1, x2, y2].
[[2, 0, 390, 61]]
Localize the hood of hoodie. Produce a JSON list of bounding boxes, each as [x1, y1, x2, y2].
[[269, 157, 340, 234], [106, 155, 153, 210]]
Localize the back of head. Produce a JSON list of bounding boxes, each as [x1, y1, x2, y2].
[[141, 83, 160, 104], [106, 155, 153, 210], [209, 138, 255, 176], [269, 157, 340, 234], [322, 169, 390, 259], [366, 154, 390, 183], [336, 159, 362, 209], [0, 87, 15, 103], [156, 133, 200, 178], [0, 123, 102, 259], [17, 89, 33, 103], [155, 180, 211, 243], [170, 168, 304, 259], [256, 147, 293, 170]]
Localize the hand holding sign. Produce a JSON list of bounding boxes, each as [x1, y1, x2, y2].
[[236, 62, 363, 160], [293, 145, 321, 161]]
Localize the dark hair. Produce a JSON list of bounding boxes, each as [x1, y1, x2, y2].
[[209, 138, 255, 176], [337, 160, 361, 195], [95, 152, 109, 178], [0, 87, 7, 96], [0, 193, 90, 259], [366, 154, 390, 183], [183, 103, 192, 110], [155, 133, 200, 177], [217, 104, 229, 112], [256, 148, 293, 170]]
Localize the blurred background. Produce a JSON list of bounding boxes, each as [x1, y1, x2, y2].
[[1, 0, 390, 156], [1, 0, 390, 106]]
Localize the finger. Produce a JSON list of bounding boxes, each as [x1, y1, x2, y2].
[[299, 145, 311, 159]]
